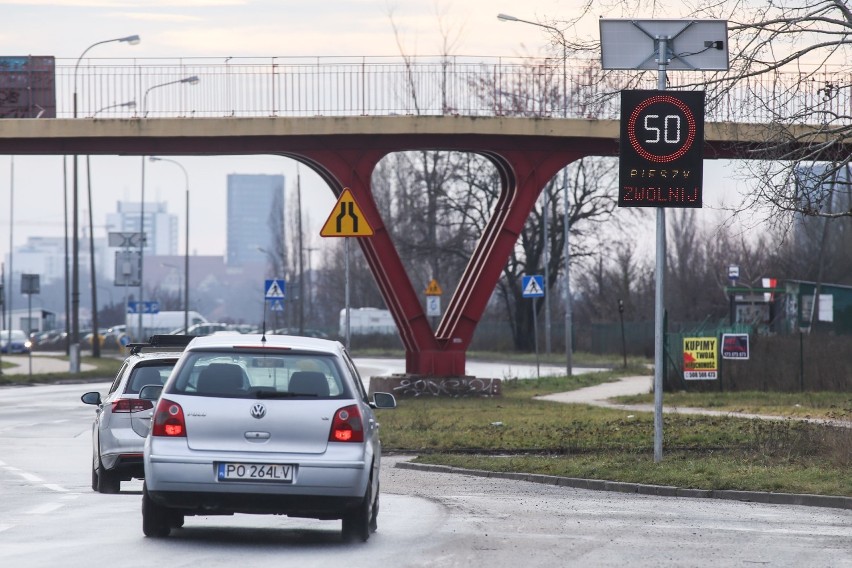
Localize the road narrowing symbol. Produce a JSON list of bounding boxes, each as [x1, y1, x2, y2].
[[320, 188, 374, 237]]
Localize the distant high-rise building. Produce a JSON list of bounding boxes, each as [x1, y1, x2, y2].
[[106, 201, 178, 256], [226, 174, 285, 267]]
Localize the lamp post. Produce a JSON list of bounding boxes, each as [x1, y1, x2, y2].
[[142, 76, 200, 118], [498, 13, 572, 375], [85, 101, 136, 358], [71, 34, 140, 371], [160, 261, 183, 326], [150, 157, 191, 334], [137, 77, 199, 340]]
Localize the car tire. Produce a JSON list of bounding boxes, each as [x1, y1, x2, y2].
[[142, 484, 171, 538], [342, 474, 375, 542], [169, 510, 185, 529], [95, 457, 121, 494], [369, 481, 380, 533]]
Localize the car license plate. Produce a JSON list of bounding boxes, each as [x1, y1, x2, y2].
[[217, 463, 294, 482]]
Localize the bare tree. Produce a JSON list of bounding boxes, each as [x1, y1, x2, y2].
[[557, 0, 852, 222]]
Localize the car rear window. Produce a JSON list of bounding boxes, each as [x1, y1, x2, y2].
[[125, 363, 176, 394], [168, 351, 350, 399]]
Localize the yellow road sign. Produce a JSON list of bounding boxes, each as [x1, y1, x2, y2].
[[320, 188, 374, 237], [425, 279, 442, 295]]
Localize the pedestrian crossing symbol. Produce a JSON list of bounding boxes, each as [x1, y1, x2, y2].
[[265, 279, 286, 300], [268, 299, 285, 312], [522, 275, 545, 298]]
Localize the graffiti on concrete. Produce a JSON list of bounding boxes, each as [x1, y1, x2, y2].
[[370, 376, 501, 398]]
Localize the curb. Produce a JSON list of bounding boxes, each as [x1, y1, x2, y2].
[[395, 461, 852, 511]]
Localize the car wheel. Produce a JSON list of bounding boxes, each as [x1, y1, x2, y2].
[[142, 484, 171, 538], [95, 455, 121, 494], [369, 481, 380, 533], [169, 510, 185, 529], [342, 474, 374, 542]]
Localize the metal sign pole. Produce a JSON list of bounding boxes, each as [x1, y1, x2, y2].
[[533, 298, 540, 379], [653, 38, 668, 464], [27, 291, 32, 376], [345, 237, 351, 350]]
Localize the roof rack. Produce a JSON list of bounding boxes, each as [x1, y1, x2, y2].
[[127, 334, 195, 356]]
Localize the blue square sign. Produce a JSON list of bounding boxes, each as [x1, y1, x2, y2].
[[522, 275, 545, 298]]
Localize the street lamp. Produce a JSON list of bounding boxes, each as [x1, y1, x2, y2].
[[142, 76, 200, 118], [498, 13, 573, 375], [150, 157, 190, 334], [85, 101, 136, 358], [160, 261, 183, 326], [71, 34, 140, 371], [137, 77, 199, 340], [91, 100, 136, 117]]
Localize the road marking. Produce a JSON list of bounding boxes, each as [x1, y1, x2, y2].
[[3, 464, 69, 492], [16, 471, 43, 483], [25, 502, 64, 515]]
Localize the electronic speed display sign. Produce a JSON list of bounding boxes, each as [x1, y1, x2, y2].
[[619, 90, 705, 208]]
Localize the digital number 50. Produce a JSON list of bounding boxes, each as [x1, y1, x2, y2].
[[643, 114, 682, 144]]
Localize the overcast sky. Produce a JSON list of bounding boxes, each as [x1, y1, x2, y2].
[[0, 0, 747, 268]]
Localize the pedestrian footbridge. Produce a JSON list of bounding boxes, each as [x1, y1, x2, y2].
[[1, 56, 844, 376]]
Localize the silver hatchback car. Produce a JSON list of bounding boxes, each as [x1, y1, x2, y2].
[[140, 334, 396, 540], [81, 335, 192, 493]]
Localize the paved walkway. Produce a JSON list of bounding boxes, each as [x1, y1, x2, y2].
[[0, 354, 96, 375], [538, 375, 852, 429]]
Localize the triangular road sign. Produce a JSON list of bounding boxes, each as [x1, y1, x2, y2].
[[268, 299, 285, 311], [320, 188, 374, 237], [424, 279, 442, 296]]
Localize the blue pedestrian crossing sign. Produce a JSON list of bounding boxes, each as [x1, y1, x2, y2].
[[268, 299, 285, 312], [522, 275, 545, 298], [265, 279, 286, 301]]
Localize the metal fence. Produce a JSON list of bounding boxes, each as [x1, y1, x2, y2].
[[53, 55, 850, 123]]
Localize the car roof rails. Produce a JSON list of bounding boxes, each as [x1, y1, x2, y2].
[[127, 334, 195, 355]]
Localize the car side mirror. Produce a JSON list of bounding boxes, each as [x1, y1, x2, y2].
[[371, 392, 397, 409], [81, 391, 102, 406], [139, 385, 163, 401]]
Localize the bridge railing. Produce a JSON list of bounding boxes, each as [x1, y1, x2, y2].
[[49, 55, 849, 124]]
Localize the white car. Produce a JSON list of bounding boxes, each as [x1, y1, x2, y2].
[[140, 333, 396, 540], [81, 335, 192, 493]]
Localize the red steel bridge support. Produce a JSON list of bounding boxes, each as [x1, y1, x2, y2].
[[291, 133, 618, 376]]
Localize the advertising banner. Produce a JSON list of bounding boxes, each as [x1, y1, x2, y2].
[[683, 336, 718, 380], [721, 333, 749, 360]]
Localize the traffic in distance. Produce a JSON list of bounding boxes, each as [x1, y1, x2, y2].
[[80, 332, 397, 540]]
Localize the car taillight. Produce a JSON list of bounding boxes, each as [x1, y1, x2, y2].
[[329, 405, 364, 443], [112, 398, 154, 413], [151, 399, 187, 437]]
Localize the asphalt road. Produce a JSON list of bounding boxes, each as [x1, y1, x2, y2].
[[0, 380, 849, 567]]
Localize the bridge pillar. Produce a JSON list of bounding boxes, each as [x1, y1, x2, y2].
[[301, 144, 584, 377]]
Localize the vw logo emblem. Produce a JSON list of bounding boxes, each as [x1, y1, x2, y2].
[[250, 403, 267, 419]]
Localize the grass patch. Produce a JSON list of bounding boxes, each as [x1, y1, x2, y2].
[[378, 372, 852, 496], [613, 391, 852, 421], [0, 356, 122, 385], [413, 452, 852, 496], [351, 348, 649, 370]]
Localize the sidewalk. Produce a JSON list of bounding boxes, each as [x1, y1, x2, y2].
[[0, 353, 96, 375], [538, 375, 852, 429]]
